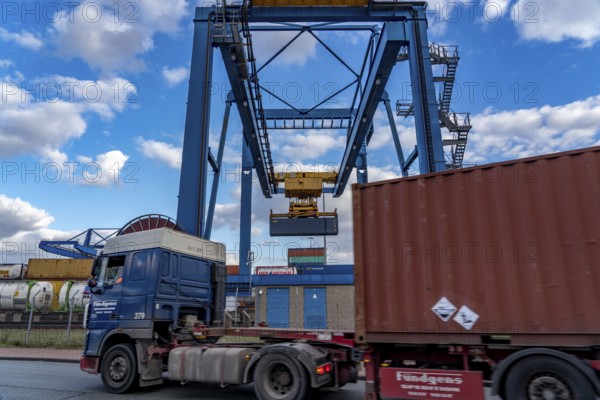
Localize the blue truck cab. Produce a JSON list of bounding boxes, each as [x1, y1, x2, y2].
[[80, 227, 226, 392]]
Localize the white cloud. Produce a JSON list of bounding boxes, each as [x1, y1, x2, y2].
[[253, 30, 318, 67], [276, 131, 345, 161], [0, 195, 54, 239], [0, 75, 136, 163], [76, 150, 130, 187], [214, 203, 240, 232], [0, 28, 43, 51], [0, 100, 86, 164], [52, 0, 188, 73], [42, 75, 138, 119], [512, 0, 600, 47], [0, 59, 14, 69], [469, 94, 600, 160], [481, 0, 512, 18], [162, 66, 189, 87], [0, 196, 80, 263], [137, 138, 182, 169]]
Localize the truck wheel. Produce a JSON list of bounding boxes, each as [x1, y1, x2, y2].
[[254, 353, 310, 400], [101, 344, 139, 394], [505, 355, 594, 400]]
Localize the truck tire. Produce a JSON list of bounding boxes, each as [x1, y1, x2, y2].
[[101, 344, 139, 394], [504, 355, 594, 400], [253, 353, 311, 400]]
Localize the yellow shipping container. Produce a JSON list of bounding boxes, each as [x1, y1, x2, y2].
[[26, 259, 92, 280]]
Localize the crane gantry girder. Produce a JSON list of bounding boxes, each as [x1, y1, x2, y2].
[[333, 21, 407, 197], [177, 1, 445, 272]]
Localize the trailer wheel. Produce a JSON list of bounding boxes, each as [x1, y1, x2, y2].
[[505, 355, 593, 400], [254, 353, 310, 400], [101, 344, 138, 394]]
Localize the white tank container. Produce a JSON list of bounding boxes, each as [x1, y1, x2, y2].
[[0, 281, 29, 310], [59, 281, 90, 309], [29, 281, 53, 310], [0, 264, 26, 280]]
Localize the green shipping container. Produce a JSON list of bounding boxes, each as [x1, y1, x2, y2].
[[288, 256, 325, 265]]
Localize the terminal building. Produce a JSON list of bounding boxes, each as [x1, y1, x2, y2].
[[225, 248, 355, 330]]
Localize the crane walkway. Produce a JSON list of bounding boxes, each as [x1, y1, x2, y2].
[[397, 43, 472, 169]]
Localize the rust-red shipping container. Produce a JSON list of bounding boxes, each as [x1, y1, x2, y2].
[[226, 265, 240, 275], [288, 248, 325, 258], [353, 147, 600, 346]]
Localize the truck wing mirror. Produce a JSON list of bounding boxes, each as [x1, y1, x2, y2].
[[90, 286, 104, 295]]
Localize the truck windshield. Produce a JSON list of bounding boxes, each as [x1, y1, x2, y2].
[[97, 255, 126, 287]]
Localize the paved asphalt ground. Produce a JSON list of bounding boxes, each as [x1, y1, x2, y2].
[[0, 348, 501, 399]]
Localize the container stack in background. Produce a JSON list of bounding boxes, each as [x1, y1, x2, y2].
[[287, 247, 325, 266], [0, 259, 92, 313]]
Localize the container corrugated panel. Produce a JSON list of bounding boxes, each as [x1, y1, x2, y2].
[[353, 147, 600, 346], [289, 256, 326, 264], [297, 264, 354, 275], [288, 248, 326, 258], [26, 259, 92, 280], [226, 265, 240, 275]]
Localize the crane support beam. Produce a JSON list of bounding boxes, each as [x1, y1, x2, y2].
[[205, 93, 234, 240], [240, 141, 253, 275], [241, 3, 427, 22], [406, 9, 446, 174], [252, 0, 369, 7], [262, 108, 354, 130], [334, 22, 406, 196], [177, 14, 214, 237], [383, 92, 407, 177], [218, 28, 273, 198]]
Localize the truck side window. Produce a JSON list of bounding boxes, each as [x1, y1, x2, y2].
[[171, 254, 178, 278], [160, 252, 169, 277], [130, 252, 147, 281], [104, 255, 126, 286]]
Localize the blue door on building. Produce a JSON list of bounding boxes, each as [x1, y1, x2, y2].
[[266, 288, 289, 328], [304, 287, 327, 329]]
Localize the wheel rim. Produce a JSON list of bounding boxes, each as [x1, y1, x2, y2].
[[528, 373, 572, 400], [108, 355, 129, 382], [263, 362, 294, 399]]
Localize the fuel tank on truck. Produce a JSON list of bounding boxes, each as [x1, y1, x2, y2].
[[168, 347, 254, 384], [352, 146, 600, 347]]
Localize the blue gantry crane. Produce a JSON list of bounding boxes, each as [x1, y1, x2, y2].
[[176, 0, 469, 274], [39, 1, 470, 273], [39, 228, 119, 259]]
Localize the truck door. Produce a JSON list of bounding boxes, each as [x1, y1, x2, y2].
[[89, 254, 125, 324], [120, 251, 149, 322]]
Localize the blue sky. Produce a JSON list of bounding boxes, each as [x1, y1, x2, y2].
[[1, 0, 599, 266]]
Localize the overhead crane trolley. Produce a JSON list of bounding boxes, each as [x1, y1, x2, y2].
[[270, 172, 339, 236]]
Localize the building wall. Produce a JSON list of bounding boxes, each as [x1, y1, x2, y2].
[[326, 285, 355, 331], [256, 285, 354, 331]]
